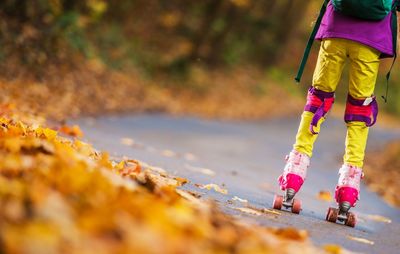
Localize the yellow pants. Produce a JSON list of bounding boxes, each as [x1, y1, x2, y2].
[[294, 38, 380, 168]]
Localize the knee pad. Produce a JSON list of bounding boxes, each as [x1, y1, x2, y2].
[[304, 87, 335, 134], [344, 94, 378, 127]]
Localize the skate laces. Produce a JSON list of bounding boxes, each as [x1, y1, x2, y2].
[[337, 164, 363, 191]]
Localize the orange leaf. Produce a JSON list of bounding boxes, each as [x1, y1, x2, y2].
[[59, 125, 84, 138]]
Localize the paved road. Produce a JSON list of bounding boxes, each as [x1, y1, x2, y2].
[[75, 115, 400, 253]]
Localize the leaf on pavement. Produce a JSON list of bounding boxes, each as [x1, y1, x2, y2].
[[149, 166, 167, 175], [73, 140, 94, 156], [347, 236, 374, 245], [363, 214, 392, 224], [235, 207, 262, 216], [36, 127, 58, 140], [185, 164, 216, 176], [197, 183, 228, 194], [272, 227, 308, 241], [260, 208, 281, 215], [232, 196, 248, 203], [174, 177, 189, 185], [161, 149, 176, 157], [323, 244, 342, 254], [120, 137, 135, 146], [59, 125, 84, 138], [317, 190, 332, 202], [117, 160, 141, 176], [175, 189, 205, 208]]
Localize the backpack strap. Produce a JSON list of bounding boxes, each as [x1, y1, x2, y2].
[[295, 0, 330, 83], [382, 1, 398, 102]]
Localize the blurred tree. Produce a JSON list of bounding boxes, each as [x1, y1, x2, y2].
[[0, 0, 107, 72], [0, 0, 312, 71], [102, 0, 313, 70]]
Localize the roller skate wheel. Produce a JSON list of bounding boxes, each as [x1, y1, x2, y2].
[[291, 198, 301, 214], [273, 194, 283, 210], [326, 207, 338, 223], [345, 212, 356, 228]]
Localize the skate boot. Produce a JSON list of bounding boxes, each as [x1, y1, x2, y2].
[[326, 164, 363, 227], [273, 150, 309, 214]]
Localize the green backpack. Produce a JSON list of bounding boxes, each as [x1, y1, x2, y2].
[[332, 0, 393, 20]]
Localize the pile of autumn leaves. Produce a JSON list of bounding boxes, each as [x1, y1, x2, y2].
[[0, 108, 324, 254]]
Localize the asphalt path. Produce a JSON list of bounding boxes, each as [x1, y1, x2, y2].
[[75, 114, 400, 253]]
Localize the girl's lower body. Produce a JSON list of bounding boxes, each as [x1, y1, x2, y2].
[[276, 38, 380, 221]]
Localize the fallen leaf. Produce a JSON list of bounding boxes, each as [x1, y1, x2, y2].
[[363, 214, 392, 224], [161, 149, 176, 157], [272, 227, 308, 241], [317, 190, 332, 202], [176, 190, 205, 208], [232, 196, 248, 203], [149, 166, 167, 175], [244, 205, 282, 216], [260, 208, 282, 215], [197, 183, 228, 194], [59, 125, 84, 138], [120, 161, 141, 176], [235, 207, 262, 216], [36, 127, 58, 140], [347, 236, 374, 245], [185, 164, 216, 176], [323, 244, 342, 254], [174, 177, 189, 186], [73, 140, 94, 156], [120, 138, 135, 146]]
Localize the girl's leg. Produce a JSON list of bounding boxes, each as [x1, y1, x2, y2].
[[275, 39, 348, 212], [335, 41, 380, 211], [344, 41, 380, 168], [278, 39, 347, 196], [293, 39, 347, 157]]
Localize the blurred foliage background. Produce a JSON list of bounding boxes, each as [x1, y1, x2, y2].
[[1, 0, 400, 117]]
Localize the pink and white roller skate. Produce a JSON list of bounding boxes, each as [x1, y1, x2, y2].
[[326, 164, 363, 227], [273, 150, 309, 214]]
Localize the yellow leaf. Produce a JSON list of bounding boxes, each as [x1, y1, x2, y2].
[[36, 127, 58, 140], [324, 244, 343, 254], [185, 164, 216, 176], [273, 227, 308, 241], [198, 183, 228, 194], [232, 196, 248, 203], [120, 138, 134, 146], [235, 207, 262, 216], [59, 125, 84, 138], [115, 160, 126, 170], [347, 236, 374, 245], [161, 150, 176, 157], [73, 140, 94, 156], [174, 177, 188, 186], [364, 214, 392, 223], [317, 190, 332, 202]]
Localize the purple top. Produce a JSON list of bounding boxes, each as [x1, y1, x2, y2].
[[315, 2, 394, 58]]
